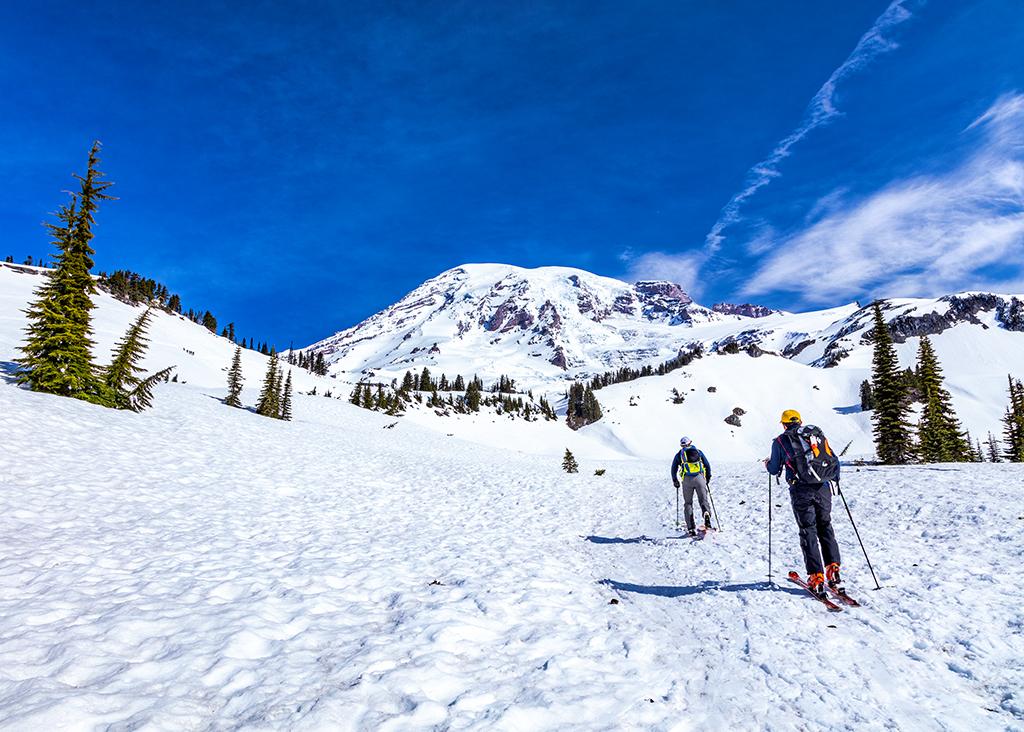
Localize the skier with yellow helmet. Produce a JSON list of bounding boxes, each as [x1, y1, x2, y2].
[[765, 409, 843, 599]]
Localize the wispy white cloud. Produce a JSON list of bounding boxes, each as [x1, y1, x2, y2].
[[743, 93, 1024, 302], [703, 0, 917, 255]]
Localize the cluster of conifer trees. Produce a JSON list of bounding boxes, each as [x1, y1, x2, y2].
[[4, 254, 52, 266], [565, 382, 602, 430], [588, 346, 703, 391], [287, 349, 328, 376], [95, 268, 292, 361], [223, 345, 293, 420], [348, 367, 558, 421], [16, 143, 172, 411], [867, 302, 1023, 463]]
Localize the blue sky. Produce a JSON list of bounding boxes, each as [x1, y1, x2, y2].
[[2, 1, 1022, 347]]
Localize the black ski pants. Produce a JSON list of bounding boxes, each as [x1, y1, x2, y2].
[[789, 482, 840, 576]]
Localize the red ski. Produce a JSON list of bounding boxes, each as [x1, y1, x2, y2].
[[823, 583, 860, 607], [787, 571, 842, 612]]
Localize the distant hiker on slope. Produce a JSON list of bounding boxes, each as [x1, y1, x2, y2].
[[671, 436, 713, 536], [765, 410, 844, 599]]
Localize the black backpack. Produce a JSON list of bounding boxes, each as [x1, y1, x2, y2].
[[777, 425, 839, 485]]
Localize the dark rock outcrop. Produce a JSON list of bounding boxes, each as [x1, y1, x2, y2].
[[712, 303, 778, 318]]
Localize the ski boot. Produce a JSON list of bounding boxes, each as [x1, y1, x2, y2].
[[808, 573, 827, 600], [826, 563, 845, 593], [703, 512, 713, 531]]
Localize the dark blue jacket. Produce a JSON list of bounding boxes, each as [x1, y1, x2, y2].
[[671, 447, 712, 483], [766, 424, 841, 485]]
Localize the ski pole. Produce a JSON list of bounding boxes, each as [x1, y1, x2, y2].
[[767, 473, 774, 586], [675, 483, 680, 529], [707, 481, 721, 530], [836, 481, 881, 590]]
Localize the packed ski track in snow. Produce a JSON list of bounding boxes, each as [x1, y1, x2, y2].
[[2, 380, 1023, 731]]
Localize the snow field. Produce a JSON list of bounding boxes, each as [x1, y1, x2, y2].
[[2, 379, 1023, 730]]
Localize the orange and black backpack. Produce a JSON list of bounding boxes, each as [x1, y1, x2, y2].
[[776, 425, 839, 484]]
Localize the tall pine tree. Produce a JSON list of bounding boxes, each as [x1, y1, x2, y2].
[[869, 302, 913, 464], [225, 346, 244, 407], [18, 143, 113, 401], [915, 336, 970, 462]]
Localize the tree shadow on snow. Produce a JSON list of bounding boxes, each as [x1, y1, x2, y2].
[[585, 535, 662, 545], [0, 361, 22, 384], [832, 404, 863, 415], [600, 578, 805, 598]]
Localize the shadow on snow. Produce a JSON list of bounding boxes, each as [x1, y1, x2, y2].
[[600, 578, 805, 598]]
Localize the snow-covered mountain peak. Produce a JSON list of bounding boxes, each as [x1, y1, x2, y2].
[[306, 263, 733, 383]]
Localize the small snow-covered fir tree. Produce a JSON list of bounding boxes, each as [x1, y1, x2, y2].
[[281, 370, 293, 421], [985, 432, 1001, 463], [100, 307, 173, 411], [256, 351, 281, 418], [562, 448, 579, 474], [225, 346, 244, 407]]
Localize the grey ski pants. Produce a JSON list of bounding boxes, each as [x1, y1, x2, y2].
[[681, 474, 712, 531]]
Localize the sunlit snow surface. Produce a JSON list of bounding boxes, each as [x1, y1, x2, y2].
[[1, 264, 1023, 729], [2, 381, 1023, 729]]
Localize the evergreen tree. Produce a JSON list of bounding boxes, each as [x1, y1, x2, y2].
[[167, 294, 181, 313], [566, 382, 604, 430], [859, 380, 874, 411], [350, 383, 362, 405], [915, 336, 970, 462], [361, 384, 374, 409], [1001, 375, 1024, 462], [99, 307, 174, 411], [869, 302, 914, 464], [281, 370, 293, 421], [465, 379, 482, 411], [274, 362, 284, 416], [256, 351, 281, 417], [562, 448, 579, 474], [985, 431, 1002, 463], [420, 367, 432, 392], [202, 311, 217, 333], [17, 143, 112, 401], [453, 374, 465, 391], [225, 345, 244, 407]]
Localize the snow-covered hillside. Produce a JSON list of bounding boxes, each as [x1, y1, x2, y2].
[[0, 263, 337, 397], [2, 261, 1024, 729], [1, 365, 1022, 729], [4, 261, 1024, 463]]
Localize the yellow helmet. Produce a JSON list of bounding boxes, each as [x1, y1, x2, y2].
[[780, 409, 802, 424]]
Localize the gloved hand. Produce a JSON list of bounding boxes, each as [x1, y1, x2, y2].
[[673, 479, 680, 489]]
